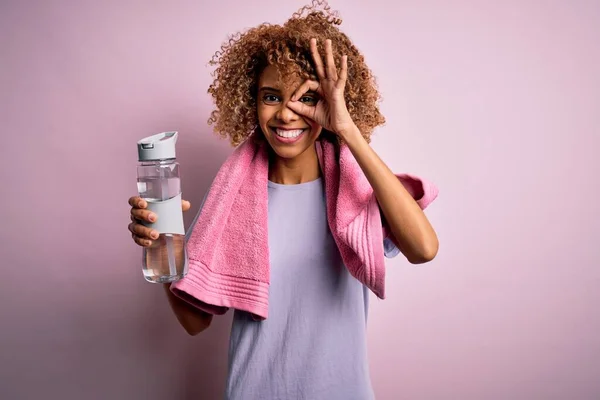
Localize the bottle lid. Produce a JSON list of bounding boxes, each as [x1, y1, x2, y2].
[[137, 131, 178, 161]]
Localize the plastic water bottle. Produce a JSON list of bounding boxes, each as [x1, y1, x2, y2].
[[136, 131, 188, 283]]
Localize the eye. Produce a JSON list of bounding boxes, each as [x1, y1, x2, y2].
[[262, 94, 280, 104], [299, 96, 317, 105]]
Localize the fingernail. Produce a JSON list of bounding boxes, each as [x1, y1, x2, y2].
[[138, 201, 145, 208], [148, 213, 156, 222], [151, 231, 159, 239]]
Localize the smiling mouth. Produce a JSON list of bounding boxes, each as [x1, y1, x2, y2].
[[271, 127, 307, 139]]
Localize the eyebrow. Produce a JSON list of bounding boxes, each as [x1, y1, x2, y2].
[[258, 86, 318, 95], [258, 86, 280, 92]]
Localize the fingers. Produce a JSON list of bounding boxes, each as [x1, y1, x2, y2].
[[128, 196, 146, 208], [132, 233, 153, 247], [324, 39, 338, 81], [129, 196, 190, 247], [291, 79, 321, 101], [289, 79, 320, 119], [128, 221, 159, 240], [129, 195, 155, 246], [310, 38, 326, 80], [128, 196, 190, 248], [311, 38, 345, 84], [287, 99, 316, 120], [131, 207, 157, 223], [337, 55, 348, 89], [129, 198, 190, 224], [129, 221, 159, 241]]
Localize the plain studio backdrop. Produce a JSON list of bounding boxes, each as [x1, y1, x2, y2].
[[1, 0, 598, 399]]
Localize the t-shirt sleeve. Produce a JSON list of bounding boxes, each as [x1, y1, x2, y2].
[[383, 237, 401, 259]]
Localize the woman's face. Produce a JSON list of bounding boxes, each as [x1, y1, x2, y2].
[[256, 64, 322, 160]]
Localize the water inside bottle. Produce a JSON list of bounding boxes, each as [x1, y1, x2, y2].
[[137, 173, 186, 283], [137, 176, 180, 202], [142, 233, 186, 283]]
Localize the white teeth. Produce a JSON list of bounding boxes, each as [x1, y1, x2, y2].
[[275, 129, 304, 138]]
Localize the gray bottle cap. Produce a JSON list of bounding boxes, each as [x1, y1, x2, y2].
[[137, 131, 178, 161]]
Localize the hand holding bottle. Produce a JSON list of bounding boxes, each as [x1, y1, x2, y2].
[[128, 197, 191, 247]]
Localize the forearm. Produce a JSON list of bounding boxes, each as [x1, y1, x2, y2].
[[341, 127, 439, 263], [163, 284, 213, 335]]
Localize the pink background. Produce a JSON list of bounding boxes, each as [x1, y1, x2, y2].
[[1, 0, 599, 399]]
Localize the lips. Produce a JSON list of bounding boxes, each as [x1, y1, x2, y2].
[[270, 127, 307, 144]]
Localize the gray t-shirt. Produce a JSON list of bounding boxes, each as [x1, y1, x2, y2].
[[186, 178, 399, 400]]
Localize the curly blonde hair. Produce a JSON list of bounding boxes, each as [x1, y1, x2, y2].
[[207, 0, 385, 147]]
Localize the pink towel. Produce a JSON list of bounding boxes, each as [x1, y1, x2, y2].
[[171, 138, 438, 320]]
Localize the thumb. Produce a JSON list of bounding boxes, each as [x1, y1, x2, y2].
[[182, 199, 191, 212]]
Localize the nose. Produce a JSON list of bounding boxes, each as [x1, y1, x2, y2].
[[275, 102, 300, 124]]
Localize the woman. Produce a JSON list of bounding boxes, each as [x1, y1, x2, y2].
[[128, 2, 438, 398]]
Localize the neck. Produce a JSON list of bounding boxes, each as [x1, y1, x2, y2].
[[268, 145, 321, 185]]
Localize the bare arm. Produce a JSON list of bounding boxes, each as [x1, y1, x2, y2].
[[285, 39, 438, 263], [342, 127, 439, 264], [163, 284, 213, 335]]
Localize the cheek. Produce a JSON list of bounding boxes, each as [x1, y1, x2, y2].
[[257, 105, 273, 127], [307, 120, 322, 135], [256, 106, 265, 125]]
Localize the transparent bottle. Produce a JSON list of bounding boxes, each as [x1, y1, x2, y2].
[[136, 131, 188, 283]]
